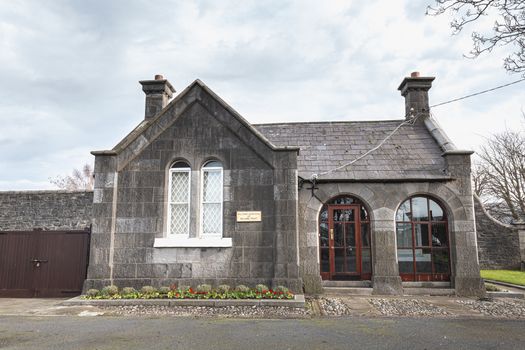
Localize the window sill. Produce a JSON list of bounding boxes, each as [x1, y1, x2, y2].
[[153, 237, 233, 248]]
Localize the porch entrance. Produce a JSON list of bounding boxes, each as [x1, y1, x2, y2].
[[319, 196, 372, 280]]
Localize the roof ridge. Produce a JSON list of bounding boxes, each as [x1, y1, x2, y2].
[[253, 119, 405, 126]]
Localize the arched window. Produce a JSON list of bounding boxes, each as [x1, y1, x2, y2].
[[201, 161, 223, 236], [168, 161, 191, 236], [396, 196, 450, 281]]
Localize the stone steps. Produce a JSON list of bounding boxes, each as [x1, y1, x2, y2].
[[323, 287, 373, 295], [322, 280, 372, 288], [403, 288, 455, 296]]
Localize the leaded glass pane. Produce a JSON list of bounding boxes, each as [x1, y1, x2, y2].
[[170, 203, 189, 235], [171, 171, 189, 203], [203, 170, 221, 203], [203, 203, 221, 234]]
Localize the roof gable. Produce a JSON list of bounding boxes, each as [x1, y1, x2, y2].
[[92, 80, 298, 171]]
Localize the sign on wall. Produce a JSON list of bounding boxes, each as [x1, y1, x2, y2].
[[236, 211, 262, 222]]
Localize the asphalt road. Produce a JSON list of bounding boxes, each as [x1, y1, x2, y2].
[[0, 315, 523, 350]]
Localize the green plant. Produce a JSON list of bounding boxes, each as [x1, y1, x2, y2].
[[196, 284, 212, 293], [101, 285, 119, 296], [140, 285, 157, 294], [86, 289, 100, 298], [158, 286, 170, 294], [235, 284, 250, 293], [274, 285, 289, 294], [255, 284, 269, 293], [121, 287, 137, 295], [178, 285, 190, 292], [217, 284, 230, 293]]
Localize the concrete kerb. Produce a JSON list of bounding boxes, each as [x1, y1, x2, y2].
[[60, 294, 306, 308]]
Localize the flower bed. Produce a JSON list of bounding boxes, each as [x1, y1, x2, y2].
[[83, 284, 294, 300]]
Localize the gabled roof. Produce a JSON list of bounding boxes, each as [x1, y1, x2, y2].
[[254, 120, 451, 181]]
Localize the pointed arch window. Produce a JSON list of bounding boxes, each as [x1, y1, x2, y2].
[[168, 161, 191, 236]]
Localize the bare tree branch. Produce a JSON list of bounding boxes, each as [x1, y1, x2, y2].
[[428, 0, 525, 75], [473, 124, 525, 222], [49, 163, 94, 191]]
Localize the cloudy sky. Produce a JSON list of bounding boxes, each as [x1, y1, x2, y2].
[[0, 0, 524, 190]]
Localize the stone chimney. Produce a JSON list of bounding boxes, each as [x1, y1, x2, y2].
[[397, 71, 435, 120], [139, 74, 176, 119]]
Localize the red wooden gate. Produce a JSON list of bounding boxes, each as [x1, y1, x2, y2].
[[0, 229, 90, 297]]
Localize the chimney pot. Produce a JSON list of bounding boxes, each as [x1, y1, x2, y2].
[[139, 76, 176, 119], [398, 73, 435, 120]]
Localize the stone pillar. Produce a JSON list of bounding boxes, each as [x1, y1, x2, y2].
[[512, 222, 525, 270], [83, 151, 118, 291], [271, 155, 303, 293], [372, 208, 403, 295], [444, 150, 485, 297]]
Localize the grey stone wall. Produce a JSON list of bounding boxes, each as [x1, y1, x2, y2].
[[474, 195, 521, 270], [0, 190, 93, 231], [85, 82, 301, 292]]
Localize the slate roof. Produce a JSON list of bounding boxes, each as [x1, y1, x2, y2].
[[254, 120, 450, 181]]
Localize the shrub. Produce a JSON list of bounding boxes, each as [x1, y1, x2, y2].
[[196, 284, 212, 293], [255, 284, 269, 293], [121, 287, 137, 295], [235, 284, 250, 293], [86, 289, 100, 298], [158, 286, 170, 294], [178, 285, 190, 292], [101, 285, 119, 296], [140, 285, 157, 295], [217, 284, 230, 293], [274, 285, 289, 294]]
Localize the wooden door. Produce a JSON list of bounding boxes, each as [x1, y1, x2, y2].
[[328, 205, 361, 279], [0, 230, 90, 297]]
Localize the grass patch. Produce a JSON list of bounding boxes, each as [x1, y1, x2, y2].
[[481, 270, 525, 286]]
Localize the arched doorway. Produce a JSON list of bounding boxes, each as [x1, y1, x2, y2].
[[396, 196, 450, 281], [319, 196, 372, 280]]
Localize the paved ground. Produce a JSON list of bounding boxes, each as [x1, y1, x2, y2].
[[1, 295, 525, 349], [1, 314, 524, 349]]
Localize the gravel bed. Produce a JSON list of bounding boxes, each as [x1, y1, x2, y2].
[[368, 298, 449, 317], [318, 297, 352, 316], [101, 304, 311, 319], [457, 298, 525, 318]]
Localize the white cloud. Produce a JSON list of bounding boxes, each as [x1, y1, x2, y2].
[[0, 0, 524, 188]]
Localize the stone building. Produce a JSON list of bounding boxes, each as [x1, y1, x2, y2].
[[81, 72, 487, 296]]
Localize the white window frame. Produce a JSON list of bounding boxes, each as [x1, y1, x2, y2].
[[200, 163, 223, 238], [167, 166, 191, 237]]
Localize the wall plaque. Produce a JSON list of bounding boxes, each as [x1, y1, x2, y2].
[[236, 211, 262, 222]]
